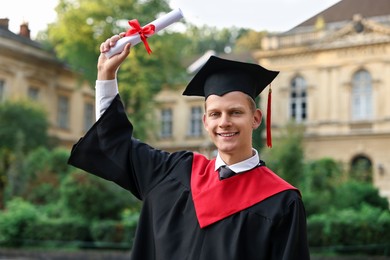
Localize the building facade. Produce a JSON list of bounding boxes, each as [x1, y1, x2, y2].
[[0, 19, 94, 148], [151, 0, 390, 201], [152, 86, 215, 157], [255, 0, 390, 200]]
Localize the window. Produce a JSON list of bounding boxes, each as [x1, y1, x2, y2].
[[350, 155, 372, 182], [352, 70, 372, 120], [188, 106, 203, 137], [57, 95, 69, 129], [0, 80, 4, 102], [160, 108, 173, 138], [84, 103, 94, 132], [290, 76, 307, 123], [28, 86, 40, 100]]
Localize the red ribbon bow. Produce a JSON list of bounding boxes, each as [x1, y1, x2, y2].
[[125, 19, 155, 54]]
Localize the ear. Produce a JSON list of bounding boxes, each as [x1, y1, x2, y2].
[[252, 109, 262, 129]]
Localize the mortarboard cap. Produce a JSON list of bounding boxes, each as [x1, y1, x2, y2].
[[182, 55, 279, 100], [182, 55, 279, 148]]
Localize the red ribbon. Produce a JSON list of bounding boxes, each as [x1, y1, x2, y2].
[[125, 19, 155, 54]]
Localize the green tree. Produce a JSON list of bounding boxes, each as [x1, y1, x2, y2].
[[234, 29, 266, 52], [47, 0, 171, 84], [20, 147, 73, 205], [333, 180, 389, 211], [0, 101, 48, 152], [261, 122, 305, 187], [116, 32, 188, 139], [0, 101, 48, 208], [182, 24, 241, 55], [303, 158, 344, 192], [60, 170, 139, 220], [46, 0, 189, 139], [302, 158, 344, 216]]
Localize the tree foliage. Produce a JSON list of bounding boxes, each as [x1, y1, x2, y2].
[[0, 101, 48, 153], [47, 0, 171, 84], [261, 122, 305, 186], [234, 29, 266, 52], [60, 170, 138, 220], [0, 101, 48, 208], [20, 147, 73, 205], [46, 0, 190, 139]]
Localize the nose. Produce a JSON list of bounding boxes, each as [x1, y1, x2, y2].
[[219, 113, 232, 128]]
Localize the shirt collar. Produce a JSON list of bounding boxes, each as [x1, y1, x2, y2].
[[215, 149, 260, 173]]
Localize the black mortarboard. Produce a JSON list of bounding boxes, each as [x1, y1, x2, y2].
[[183, 55, 279, 148], [183, 55, 279, 100]]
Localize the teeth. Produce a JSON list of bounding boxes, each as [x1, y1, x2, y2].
[[220, 133, 235, 137]]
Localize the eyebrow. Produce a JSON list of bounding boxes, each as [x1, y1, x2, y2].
[[206, 104, 247, 113]]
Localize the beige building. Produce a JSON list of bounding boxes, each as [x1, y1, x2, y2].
[[152, 0, 390, 201], [255, 0, 390, 200], [0, 19, 94, 148]]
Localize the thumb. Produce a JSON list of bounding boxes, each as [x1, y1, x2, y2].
[[117, 43, 131, 62]]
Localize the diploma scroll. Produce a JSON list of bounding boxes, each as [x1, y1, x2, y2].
[[105, 8, 184, 58]]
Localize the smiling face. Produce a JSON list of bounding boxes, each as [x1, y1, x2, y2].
[[203, 91, 262, 165]]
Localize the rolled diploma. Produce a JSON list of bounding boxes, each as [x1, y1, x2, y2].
[[105, 8, 184, 58]]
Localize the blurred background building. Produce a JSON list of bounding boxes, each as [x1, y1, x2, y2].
[[0, 18, 94, 148], [1, 0, 389, 202], [152, 0, 390, 201]]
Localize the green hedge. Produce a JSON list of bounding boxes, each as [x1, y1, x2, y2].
[[23, 217, 90, 242], [89, 220, 137, 249], [0, 198, 38, 246], [308, 204, 390, 254], [0, 198, 138, 249]]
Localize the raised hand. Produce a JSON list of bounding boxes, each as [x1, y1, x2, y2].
[[97, 32, 131, 80]]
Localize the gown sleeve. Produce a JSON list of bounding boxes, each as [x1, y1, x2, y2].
[[270, 194, 310, 260], [68, 94, 189, 200]]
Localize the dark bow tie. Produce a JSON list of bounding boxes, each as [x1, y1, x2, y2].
[[218, 165, 237, 180]]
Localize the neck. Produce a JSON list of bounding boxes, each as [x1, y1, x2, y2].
[[219, 148, 254, 165]]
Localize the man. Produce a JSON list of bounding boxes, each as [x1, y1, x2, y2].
[[68, 34, 310, 260]]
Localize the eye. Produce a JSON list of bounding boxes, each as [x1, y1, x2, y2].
[[208, 112, 220, 117], [231, 110, 243, 115]]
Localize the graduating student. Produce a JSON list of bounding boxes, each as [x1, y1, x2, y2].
[[68, 34, 310, 260]]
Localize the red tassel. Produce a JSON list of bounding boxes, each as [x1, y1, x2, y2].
[[266, 85, 272, 148]]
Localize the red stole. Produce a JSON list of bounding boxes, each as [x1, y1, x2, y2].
[[191, 153, 298, 228]]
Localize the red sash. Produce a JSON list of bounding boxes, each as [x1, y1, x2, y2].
[[191, 153, 298, 228]]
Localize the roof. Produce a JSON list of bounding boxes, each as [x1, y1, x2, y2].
[[294, 0, 390, 28], [0, 26, 43, 50]]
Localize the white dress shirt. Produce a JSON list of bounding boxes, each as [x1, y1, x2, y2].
[[214, 149, 260, 173], [95, 79, 118, 120]]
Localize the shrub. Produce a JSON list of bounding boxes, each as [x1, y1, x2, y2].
[[60, 171, 135, 220], [332, 181, 389, 210], [307, 204, 390, 254], [0, 198, 39, 246], [23, 216, 90, 243], [90, 209, 139, 249]]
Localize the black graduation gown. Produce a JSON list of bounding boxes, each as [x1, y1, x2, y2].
[[68, 95, 310, 260]]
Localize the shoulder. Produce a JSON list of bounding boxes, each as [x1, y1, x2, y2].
[[248, 189, 303, 220]]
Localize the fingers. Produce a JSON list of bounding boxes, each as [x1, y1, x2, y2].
[[96, 41, 131, 80], [100, 34, 124, 53]]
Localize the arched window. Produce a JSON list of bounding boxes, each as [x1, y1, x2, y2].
[[290, 76, 307, 123], [350, 155, 372, 182], [352, 70, 372, 120]]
